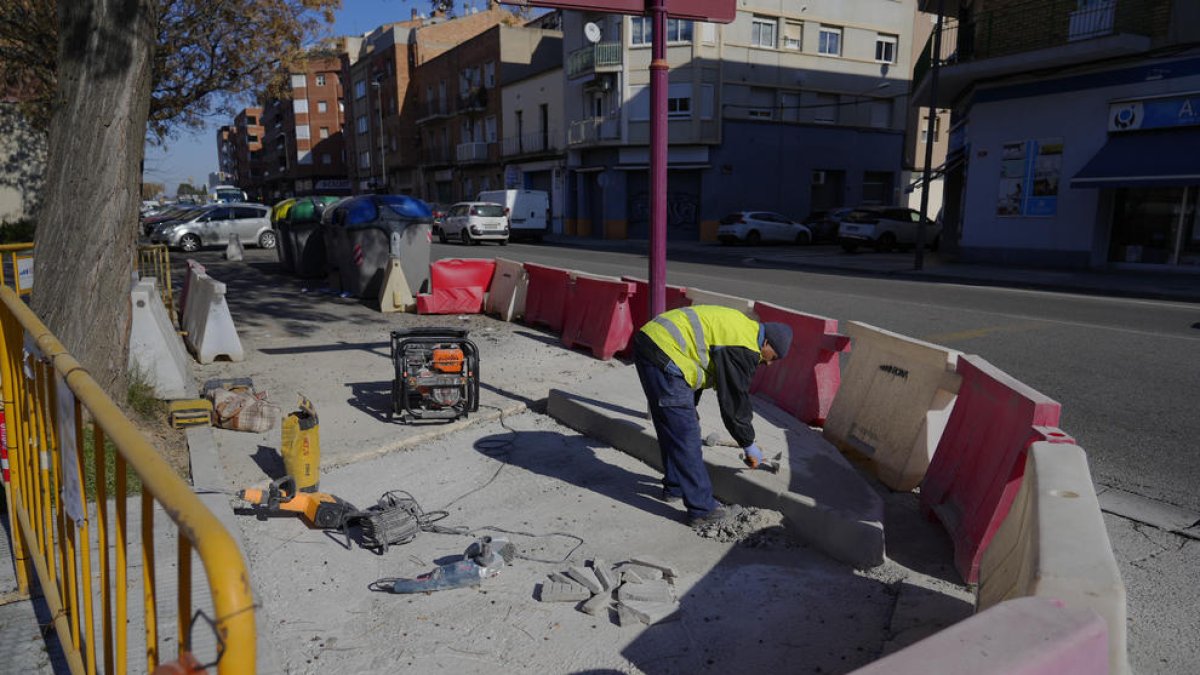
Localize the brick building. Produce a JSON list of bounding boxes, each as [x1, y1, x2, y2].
[[231, 108, 264, 197]]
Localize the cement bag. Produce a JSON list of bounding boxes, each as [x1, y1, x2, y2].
[[209, 388, 280, 433]]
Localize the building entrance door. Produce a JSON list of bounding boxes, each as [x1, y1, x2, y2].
[[1108, 187, 1199, 266]]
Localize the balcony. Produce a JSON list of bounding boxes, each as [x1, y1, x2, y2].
[[501, 131, 562, 158], [567, 43, 622, 79], [913, 0, 1164, 107], [456, 141, 492, 163], [567, 117, 620, 146]]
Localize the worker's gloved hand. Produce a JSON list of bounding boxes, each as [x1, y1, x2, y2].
[[742, 443, 764, 469]]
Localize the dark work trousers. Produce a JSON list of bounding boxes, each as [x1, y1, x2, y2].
[[634, 353, 718, 519]]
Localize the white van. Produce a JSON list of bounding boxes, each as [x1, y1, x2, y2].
[[477, 189, 549, 241], [211, 185, 248, 203]]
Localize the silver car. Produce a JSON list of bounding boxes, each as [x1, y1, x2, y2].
[[439, 201, 509, 245], [150, 203, 275, 252]]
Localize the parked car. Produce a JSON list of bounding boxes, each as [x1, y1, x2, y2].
[[837, 206, 941, 253], [141, 205, 204, 237], [717, 211, 813, 245], [149, 203, 274, 252], [803, 207, 854, 243], [477, 189, 549, 241], [439, 201, 509, 245]]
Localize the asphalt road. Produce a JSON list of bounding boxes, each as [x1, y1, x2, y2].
[[429, 239, 1200, 671]]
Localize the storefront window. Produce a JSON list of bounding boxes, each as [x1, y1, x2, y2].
[[1109, 187, 1198, 265]]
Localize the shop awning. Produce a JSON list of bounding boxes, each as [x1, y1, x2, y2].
[[1072, 129, 1200, 188]]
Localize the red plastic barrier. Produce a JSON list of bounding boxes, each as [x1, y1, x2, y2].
[[749, 301, 850, 426], [561, 276, 638, 360], [431, 258, 496, 292], [522, 263, 572, 333], [919, 354, 1073, 584], [178, 259, 206, 321], [618, 275, 691, 357], [416, 287, 485, 315]]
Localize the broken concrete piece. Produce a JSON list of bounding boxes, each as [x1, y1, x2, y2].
[[580, 591, 612, 616], [621, 569, 645, 585], [593, 559, 618, 591], [616, 563, 663, 581], [618, 599, 681, 625], [617, 579, 674, 605], [547, 571, 575, 586], [616, 603, 639, 626], [565, 566, 603, 594], [628, 557, 677, 578], [540, 581, 591, 603]]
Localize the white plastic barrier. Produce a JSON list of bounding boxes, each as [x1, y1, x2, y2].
[[484, 258, 528, 321], [379, 257, 415, 313], [181, 270, 244, 364], [127, 278, 192, 399], [850, 596, 1109, 675], [977, 441, 1129, 675], [823, 321, 961, 491], [682, 287, 756, 318]]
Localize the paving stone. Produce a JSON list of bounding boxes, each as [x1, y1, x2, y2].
[[628, 556, 677, 578], [616, 563, 663, 581], [618, 599, 681, 625], [547, 571, 574, 586], [617, 579, 674, 604], [616, 602, 639, 626], [580, 591, 612, 616], [565, 566, 603, 594], [592, 559, 618, 591], [621, 569, 645, 584], [539, 581, 591, 603]]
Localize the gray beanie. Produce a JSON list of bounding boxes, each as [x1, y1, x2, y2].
[[762, 322, 793, 359]]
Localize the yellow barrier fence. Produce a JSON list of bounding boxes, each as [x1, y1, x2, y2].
[[0, 243, 36, 296], [135, 245, 177, 325], [0, 285, 255, 674]]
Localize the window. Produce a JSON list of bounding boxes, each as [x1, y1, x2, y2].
[[630, 17, 692, 45], [297, 149, 312, 165], [246, 115, 257, 125], [356, 115, 367, 135], [875, 34, 898, 63], [700, 83, 715, 119], [295, 125, 310, 140], [319, 126, 330, 139], [293, 99, 308, 114], [315, 74, 326, 87], [359, 151, 371, 168], [819, 26, 842, 56], [484, 61, 495, 88], [667, 83, 692, 118], [862, 172, 893, 205], [751, 17, 776, 48], [354, 79, 366, 99], [814, 93, 838, 123], [317, 100, 328, 113], [781, 92, 801, 122], [438, 81, 447, 113], [783, 21, 802, 50], [868, 100, 892, 128], [920, 115, 942, 143], [629, 85, 649, 121], [246, 134, 259, 143], [290, 74, 306, 89], [485, 116, 497, 143]]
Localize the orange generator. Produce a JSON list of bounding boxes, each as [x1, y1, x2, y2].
[[390, 328, 480, 423]]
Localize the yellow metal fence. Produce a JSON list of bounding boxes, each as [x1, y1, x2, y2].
[[0, 242, 36, 295], [0, 285, 255, 673]]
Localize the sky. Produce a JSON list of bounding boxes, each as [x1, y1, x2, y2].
[[143, 0, 502, 196]]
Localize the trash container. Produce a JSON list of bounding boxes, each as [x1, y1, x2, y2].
[[332, 195, 433, 299], [272, 198, 298, 272], [287, 196, 342, 279]]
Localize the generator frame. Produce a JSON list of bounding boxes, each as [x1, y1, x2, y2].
[[389, 327, 480, 422]]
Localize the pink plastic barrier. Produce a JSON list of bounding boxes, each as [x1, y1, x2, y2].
[[749, 301, 850, 426], [416, 287, 485, 315], [178, 259, 206, 322], [920, 354, 1072, 583], [523, 263, 572, 333], [431, 258, 496, 292], [561, 276, 637, 360], [850, 597, 1108, 675], [618, 275, 690, 356]]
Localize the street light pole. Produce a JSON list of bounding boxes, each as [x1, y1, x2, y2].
[[916, 0, 946, 271], [372, 80, 387, 193]]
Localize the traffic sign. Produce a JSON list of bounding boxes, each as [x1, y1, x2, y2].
[[512, 0, 735, 23]]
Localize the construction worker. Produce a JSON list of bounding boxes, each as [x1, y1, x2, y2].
[[633, 305, 793, 527]]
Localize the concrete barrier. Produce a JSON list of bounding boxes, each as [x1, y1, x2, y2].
[[178, 259, 206, 322], [561, 275, 637, 360], [749, 301, 850, 426], [920, 355, 1071, 583], [484, 258, 528, 321], [978, 442, 1129, 674], [378, 258, 414, 313], [127, 278, 192, 399], [683, 287, 756, 318], [181, 270, 244, 364], [823, 321, 961, 491], [850, 596, 1109, 675]]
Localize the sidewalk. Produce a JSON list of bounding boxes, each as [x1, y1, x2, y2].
[[541, 235, 1200, 304]]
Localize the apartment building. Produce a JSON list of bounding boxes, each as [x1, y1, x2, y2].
[[559, 0, 918, 240], [230, 108, 265, 198], [216, 125, 237, 186], [257, 52, 350, 201], [914, 0, 1200, 269], [341, 6, 513, 195]]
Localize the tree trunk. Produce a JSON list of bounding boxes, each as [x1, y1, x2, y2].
[[32, 0, 154, 399]]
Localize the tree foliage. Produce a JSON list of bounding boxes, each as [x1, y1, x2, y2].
[[1, 0, 340, 142]]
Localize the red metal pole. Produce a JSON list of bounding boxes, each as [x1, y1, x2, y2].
[[648, 0, 668, 317]]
